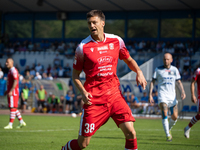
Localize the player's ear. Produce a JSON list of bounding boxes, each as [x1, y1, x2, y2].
[[102, 21, 105, 27]]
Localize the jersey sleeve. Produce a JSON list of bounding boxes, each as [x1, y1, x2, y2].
[[118, 37, 130, 60], [11, 69, 18, 80], [152, 68, 158, 80], [175, 67, 181, 80], [73, 44, 84, 71], [193, 69, 200, 81]]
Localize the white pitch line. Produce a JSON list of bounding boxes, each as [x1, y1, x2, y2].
[[0, 128, 200, 133]]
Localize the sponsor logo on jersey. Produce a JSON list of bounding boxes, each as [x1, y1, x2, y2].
[[168, 71, 176, 75], [97, 56, 113, 64], [99, 51, 107, 54], [97, 46, 108, 51], [97, 72, 113, 76], [109, 43, 114, 50]]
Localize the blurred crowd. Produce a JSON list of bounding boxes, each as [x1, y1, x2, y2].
[[124, 90, 160, 115], [1, 34, 200, 114]]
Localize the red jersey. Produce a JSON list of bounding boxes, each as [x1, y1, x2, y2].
[[73, 33, 130, 104], [7, 67, 19, 97], [193, 68, 200, 98]]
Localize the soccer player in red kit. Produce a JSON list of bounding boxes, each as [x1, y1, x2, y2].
[[4, 58, 26, 129], [61, 10, 147, 150], [184, 67, 200, 138]]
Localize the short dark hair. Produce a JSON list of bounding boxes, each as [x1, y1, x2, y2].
[[86, 10, 105, 21]]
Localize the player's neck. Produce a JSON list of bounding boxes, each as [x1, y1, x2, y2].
[[91, 33, 105, 42], [164, 65, 171, 69]]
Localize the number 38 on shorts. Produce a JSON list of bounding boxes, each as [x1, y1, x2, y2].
[[84, 123, 95, 133]]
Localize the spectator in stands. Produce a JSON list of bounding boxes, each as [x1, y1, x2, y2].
[[42, 72, 48, 79], [138, 40, 146, 51], [50, 66, 58, 77], [24, 70, 32, 81], [34, 72, 42, 80], [46, 64, 52, 75], [187, 44, 194, 55], [183, 53, 190, 71], [57, 41, 65, 54], [124, 90, 132, 106], [35, 85, 47, 113], [20, 85, 29, 113], [65, 44, 75, 57], [141, 92, 149, 103], [53, 53, 61, 67], [47, 73, 53, 80], [58, 66, 64, 78], [28, 41, 34, 51], [30, 67, 36, 77], [152, 91, 160, 114], [64, 63, 71, 77], [35, 63, 43, 74], [48, 94, 60, 113], [47, 92, 53, 113], [65, 85, 75, 114], [74, 93, 84, 114], [140, 92, 149, 114], [156, 41, 162, 52], [40, 40, 45, 50], [130, 93, 148, 114], [0, 67, 3, 79], [59, 95, 65, 113], [150, 41, 156, 52], [45, 40, 50, 50], [54, 40, 59, 49]]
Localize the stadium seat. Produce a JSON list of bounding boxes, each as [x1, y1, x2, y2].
[[189, 105, 197, 112], [182, 105, 190, 112], [181, 105, 190, 116]]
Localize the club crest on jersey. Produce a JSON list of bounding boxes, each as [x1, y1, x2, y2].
[[109, 43, 114, 50], [97, 56, 113, 64]]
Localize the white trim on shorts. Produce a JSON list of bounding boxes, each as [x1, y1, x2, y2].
[[79, 109, 84, 136]]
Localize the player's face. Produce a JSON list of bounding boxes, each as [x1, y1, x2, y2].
[[163, 54, 173, 68], [87, 16, 105, 36], [5, 59, 13, 69]]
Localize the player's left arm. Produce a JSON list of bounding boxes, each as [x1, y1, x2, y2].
[[8, 79, 18, 97], [123, 56, 147, 90], [176, 80, 186, 100]]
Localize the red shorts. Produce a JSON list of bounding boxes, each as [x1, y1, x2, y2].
[[8, 95, 19, 108], [79, 93, 135, 137]]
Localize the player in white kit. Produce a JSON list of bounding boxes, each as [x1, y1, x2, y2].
[[149, 53, 186, 141]]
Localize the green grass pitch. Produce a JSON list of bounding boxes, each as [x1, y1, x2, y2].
[[0, 114, 200, 150]]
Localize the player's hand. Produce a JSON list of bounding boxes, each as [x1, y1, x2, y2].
[[136, 71, 147, 90], [8, 91, 12, 97], [82, 91, 92, 105], [181, 93, 186, 100], [148, 95, 154, 104], [191, 95, 197, 103]]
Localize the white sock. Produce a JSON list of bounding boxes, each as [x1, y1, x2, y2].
[[9, 122, 13, 126], [162, 118, 170, 137], [169, 118, 177, 131], [20, 120, 24, 124]]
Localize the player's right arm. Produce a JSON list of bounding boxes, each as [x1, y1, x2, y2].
[[148, 79, 155, 104], [8, 79, 18, 97], [72, 69, 92, 105], [190, 78, 197, 103]]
